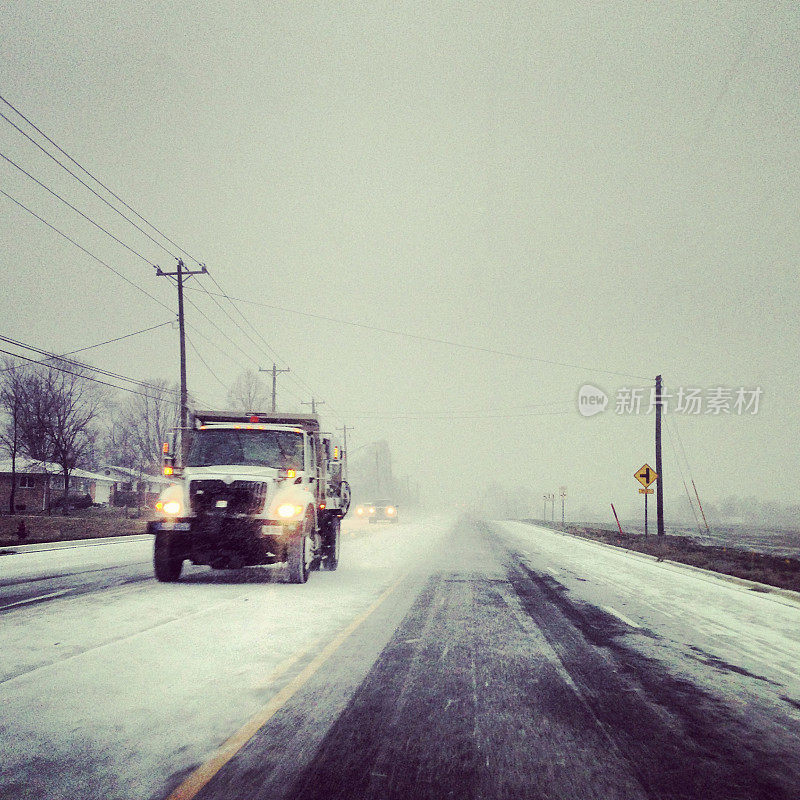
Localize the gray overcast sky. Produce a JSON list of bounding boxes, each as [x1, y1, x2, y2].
[[1, 1, 798, 518]]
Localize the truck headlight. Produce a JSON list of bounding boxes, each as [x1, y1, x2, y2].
[[277, 503, 303, 519], [156, 485, 183, 517]]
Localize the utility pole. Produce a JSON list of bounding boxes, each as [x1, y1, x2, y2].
[[560, 486, 566, 525], [156, 258, 206, 463], [655, 374, 665, 536], [336, 425, 351, 457], [259, 364, 290, 412], [302, 398, 325, 415], [543, 495, 547, 522]]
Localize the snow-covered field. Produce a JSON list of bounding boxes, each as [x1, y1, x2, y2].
[[0, 515, 451, 800], [495, 520, 800, 730]]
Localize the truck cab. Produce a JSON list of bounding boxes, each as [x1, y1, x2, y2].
[[148, 411, 350, 583]]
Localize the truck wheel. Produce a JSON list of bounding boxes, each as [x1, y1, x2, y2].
[[286, 511, 313, 584], [321, 517, 340, 571], [154, 532, 183, 582]]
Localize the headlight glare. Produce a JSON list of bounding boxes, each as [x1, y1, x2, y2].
[[277, 503, 302, 519]]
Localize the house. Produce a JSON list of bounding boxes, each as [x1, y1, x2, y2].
[[0, 460, 116, 512], [98, 466, 173, 507]]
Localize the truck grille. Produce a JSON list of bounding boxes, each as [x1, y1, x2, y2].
[[189, 480, 268, 515]]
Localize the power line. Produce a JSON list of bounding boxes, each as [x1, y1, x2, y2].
[[0, 109, 179, 261], [0, 92, 205, 266], [338, 399, 572, 418], [344, 408, 573, 421], [1, 190, 174, 313], [0, 334, 181, 397], [184, 287, 649, 380], [0, 95, 358, 420], [184, 333, 230, 394], [200, 268, 343, 419], [665, 417, 703, 533], [0, 321, 173, 374], [0, 346, 178, 401], [0, 107, 306, 408], [0, 150, 158, 267]]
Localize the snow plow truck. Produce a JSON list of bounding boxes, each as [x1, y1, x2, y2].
[[147, 410, 350, 583]]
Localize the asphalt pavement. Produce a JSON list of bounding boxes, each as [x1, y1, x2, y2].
[[2, 517, 799, 800], [181, 518, 800, 800]]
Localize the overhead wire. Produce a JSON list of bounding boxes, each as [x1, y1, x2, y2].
[[664, 416, 703, 533], [0, 91, 205, 266], [1, 190, 174, 313], [0, 104, 282, 390], [200, 269, 342, 418], [0, 94, 307, 399], [1, 190, 242, 390], [0, 92, 643, 420], [0, 346, 179, 401], [0, 321, 174, 374], [184, 287, 650, 381], [0, 334, 182, 397], [0, 109, 179, 260], [338, 399, 573, 419], [184, 333, 234, 395], [344, 408, 573, 421], [0, 150, 158, 267], [0, 105, 316, 409]]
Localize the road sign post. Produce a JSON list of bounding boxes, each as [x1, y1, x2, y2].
[[635, 465, 658, 536]]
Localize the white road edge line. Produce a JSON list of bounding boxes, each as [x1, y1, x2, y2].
[[602, 605, 641, 629], [0, 589, 70, 610]]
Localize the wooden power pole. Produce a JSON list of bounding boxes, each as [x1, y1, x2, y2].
[[156, 258, 206, 463], [302, 398, 325, 415], [260, 364, 290, 412], [655, 374, 665, 536]]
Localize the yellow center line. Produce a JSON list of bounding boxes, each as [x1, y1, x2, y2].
[[167, 574, 408, 800]]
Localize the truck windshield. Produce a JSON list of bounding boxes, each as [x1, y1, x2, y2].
[[186, 429, 305, 470]]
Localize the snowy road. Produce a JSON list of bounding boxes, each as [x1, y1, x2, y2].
[[1, 517, 799, 799]]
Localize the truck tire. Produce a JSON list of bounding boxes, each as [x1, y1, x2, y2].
[[154, 532, 183, 582], [285, 510, 313, 584], [321, 517, 340, 571]]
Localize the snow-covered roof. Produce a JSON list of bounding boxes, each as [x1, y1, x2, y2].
[[99, 465, 172, 485], [0, 460, 115, 483]]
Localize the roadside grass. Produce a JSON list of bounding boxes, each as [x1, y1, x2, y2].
[[522, 521, 800, 594], [0, 507, 153, 546]]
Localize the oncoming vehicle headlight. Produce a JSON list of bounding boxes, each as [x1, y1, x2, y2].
[[386, 506, 396, 516], [277, 503, 303, 519], [155, 485, 183, 517]]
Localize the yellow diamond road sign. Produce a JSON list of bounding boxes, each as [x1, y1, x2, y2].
[[635, 463, 658, 488]]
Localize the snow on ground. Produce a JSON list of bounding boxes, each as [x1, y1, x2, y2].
[[0, 514, 453, 800], [0, 535, 153, 585], [495, 520, 800, 731]]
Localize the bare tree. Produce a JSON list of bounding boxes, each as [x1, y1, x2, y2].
[[0, 358, 26, 514], [107, 380, 180, 474], [226, 370, 269, 412], [0, 358, 105, 512], [45, 363, 106, 511]]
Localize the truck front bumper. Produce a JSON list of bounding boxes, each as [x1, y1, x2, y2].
[[147, 517, 301, 567]]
